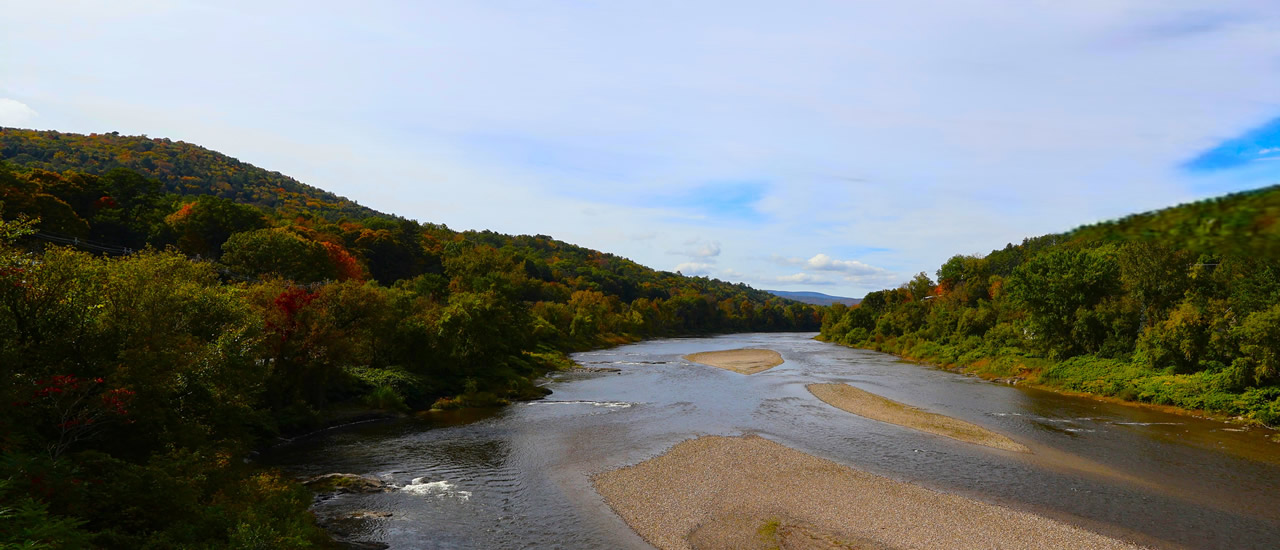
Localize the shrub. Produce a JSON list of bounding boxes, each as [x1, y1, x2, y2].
[[361, 385, 408, 413]]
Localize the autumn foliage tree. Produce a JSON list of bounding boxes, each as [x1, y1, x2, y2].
[[0, 232, 323, 547]]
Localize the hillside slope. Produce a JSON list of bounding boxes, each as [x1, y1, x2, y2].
[[820, 185, 1280, 427], [0, 128, 801, 314], [0, 127, 382, 220], [1067, 184, 1280, 259]]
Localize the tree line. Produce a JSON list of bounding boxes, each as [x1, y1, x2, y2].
[[821, 187, 1280, 428]]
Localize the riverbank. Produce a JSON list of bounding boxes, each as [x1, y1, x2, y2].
[[823, 336, 1280, 437], [684, 348, 784, 375], [593, 435, 1142, 550], [263, 332, 1280, 548], [807, 383, 1029, 452]]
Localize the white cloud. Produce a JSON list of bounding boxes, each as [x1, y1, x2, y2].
[[693, 241, 721, 258], [775, 272, 835, 285], [773, 254, 890, 276], [0, 99, 38, 126], [668, 238, 721, 259], [673, 262, 715, 276], [805, 253, 885, 275]]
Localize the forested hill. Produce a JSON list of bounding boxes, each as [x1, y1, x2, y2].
[[0, 127, 796, 310], [0, 130, 819, 547], [0, 127, 383, 220], [1066, 184, 1280, 258], [820, 184, 1280, 428]]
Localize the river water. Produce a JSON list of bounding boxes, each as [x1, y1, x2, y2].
[[262, 333, 1280, 549]]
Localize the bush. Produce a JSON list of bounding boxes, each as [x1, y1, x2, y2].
[[1238, 387, 1280, 425], [344, 366, 431, 409], [0, 478, 91, 550], [361, 385, 408, 413]]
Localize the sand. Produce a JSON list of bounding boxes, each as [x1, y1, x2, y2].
[[808, 383, 1030, 453], [592, 435, 1143, 550], [684, 348, 784, 375]]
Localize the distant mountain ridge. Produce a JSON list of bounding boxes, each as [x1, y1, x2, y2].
[[766, 290, 861, 306]]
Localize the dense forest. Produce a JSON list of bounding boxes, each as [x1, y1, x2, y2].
[[820, 184, 1280, 428], [0, 129, 378, 220], [0, 128, 820, 548]]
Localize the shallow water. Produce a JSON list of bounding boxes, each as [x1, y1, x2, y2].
[[262, 333, 1280, 549]]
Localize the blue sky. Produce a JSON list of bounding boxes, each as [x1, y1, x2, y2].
[[1184, 117, 1280, 172], [3, 1, 1280, 297]]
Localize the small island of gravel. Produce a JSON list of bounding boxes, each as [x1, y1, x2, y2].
[[592, 435, 1138, 550], [807, 383, 1030, 453], [683, 348, 784, 375]]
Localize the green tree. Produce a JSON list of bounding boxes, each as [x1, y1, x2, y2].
[[165, 195, 268, 258], [88, 168, 166, 247], [1118, 242, 1192, 327], [1233, 303, 1280, 385], [904, 272, 936, 302], [1008, 247, 1121, 358], [221, 228, 337, 283]]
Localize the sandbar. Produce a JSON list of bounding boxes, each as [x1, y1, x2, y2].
[[808, 383, 1029, 453], [593, 435, 1141, 550], [684, 348, 784, 375]]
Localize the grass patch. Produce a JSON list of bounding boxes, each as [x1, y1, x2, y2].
[[757, 518, 782, 550], [526, 348, 579, 371], [829, 337, 1280, 428], [361, 384, 409, 412], [430, 392, 510, 410]]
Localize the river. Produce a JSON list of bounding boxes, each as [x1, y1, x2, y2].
[[262, 332, 1280, 549]]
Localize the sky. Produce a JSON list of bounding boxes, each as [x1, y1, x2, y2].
[[3, 1, 1280, 297]]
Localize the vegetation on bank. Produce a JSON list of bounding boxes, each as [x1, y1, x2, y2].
[[0, 130, 822, 548], [820, 187, 1280, 428]]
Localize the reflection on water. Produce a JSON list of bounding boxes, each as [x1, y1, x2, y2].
[[263, 333, 1280, 549]]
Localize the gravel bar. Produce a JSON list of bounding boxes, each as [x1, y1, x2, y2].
[[808, 383, 1030, 453], [684, 348, 784, 375], [593, 435, 1142, 550]]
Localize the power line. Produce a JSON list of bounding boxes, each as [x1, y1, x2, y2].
[[27, 231, 135, 255]]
